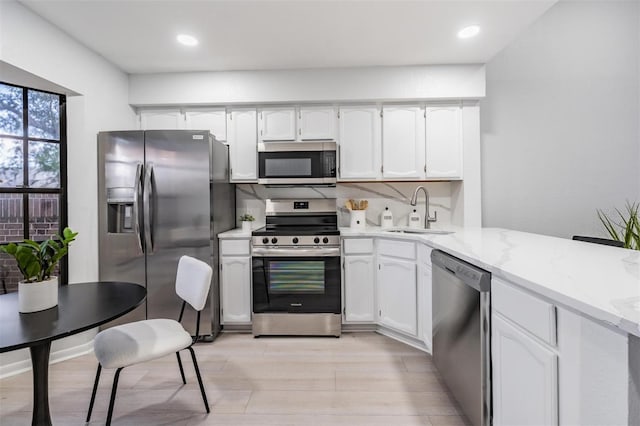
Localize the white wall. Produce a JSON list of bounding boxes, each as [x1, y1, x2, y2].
[[480, 0, 640, 239], [128, 65, 485, 106], [0, 0, 135, 369]]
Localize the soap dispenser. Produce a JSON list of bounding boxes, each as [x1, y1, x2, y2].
[[408, 209, 421, 229], [381, 207, 394, 229]]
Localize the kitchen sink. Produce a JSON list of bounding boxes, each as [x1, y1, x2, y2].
[[385, 228, 454, 235]]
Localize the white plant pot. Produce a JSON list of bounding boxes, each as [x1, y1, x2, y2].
[[241, 221, 252, 232], [18, 277, 59, 313]]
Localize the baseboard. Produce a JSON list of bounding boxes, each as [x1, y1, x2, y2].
[[0, 339, 94, 379], [376, 326, 431, 354]]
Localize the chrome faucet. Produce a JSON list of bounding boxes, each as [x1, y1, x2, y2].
[[410, 186, 437, 229]]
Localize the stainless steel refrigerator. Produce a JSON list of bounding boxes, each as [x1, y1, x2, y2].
[[97, 130, 235, 338]]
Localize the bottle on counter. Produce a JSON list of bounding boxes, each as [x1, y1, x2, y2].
[[408, 209, 421, 229], [381, 207, 394, 229]]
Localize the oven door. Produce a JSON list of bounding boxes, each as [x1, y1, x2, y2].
[[257, 143, 336, 185], [252, 250, 341, 314]]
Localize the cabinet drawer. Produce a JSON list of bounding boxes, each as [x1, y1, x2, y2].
[[220, 239, 251, 256], [492, 278, 556, 346], [377, 239, 416, 260], [343, 238, 374, 254]]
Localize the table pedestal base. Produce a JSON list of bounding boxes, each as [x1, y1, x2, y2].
[[30, 342, 52, 426]]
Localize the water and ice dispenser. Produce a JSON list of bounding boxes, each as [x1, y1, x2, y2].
[[107, 187, 135, 233]]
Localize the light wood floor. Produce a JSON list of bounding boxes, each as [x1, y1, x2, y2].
[[0, 332, 469, 425]]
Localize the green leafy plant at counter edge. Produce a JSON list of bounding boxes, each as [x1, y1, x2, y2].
[[0, 227, 78, 282], [239, 214, 255, 222], [597, 202, 640, 250]]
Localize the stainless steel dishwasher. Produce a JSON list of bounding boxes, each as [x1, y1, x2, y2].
[[431, 250, 491, 426]]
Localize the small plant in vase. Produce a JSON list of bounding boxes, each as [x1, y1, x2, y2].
[[597, 202, 640, 250], [239, 214, 255, 233], [1, 227, 78, 313]]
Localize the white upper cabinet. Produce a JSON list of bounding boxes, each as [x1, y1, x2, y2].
[[338, 106, 381, 180], [425, 106, 462, 179], [185, 109, 227, 142], [382, 106, 426, 179], [226, 108, 258, 182], [259, 108, 296, 141], [298, 107, 336, 141], [139, 110, 184, 130]]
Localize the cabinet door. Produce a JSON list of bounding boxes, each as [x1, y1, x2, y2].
[[185, 109, 227, 142], [492, 314, 558, 426], [226, 108, 257, 182], [426, 106, 462, 179], [220, 256, 251, 324], [338, 106, 381, 180], [382, 106, 425, 179], [298, 107, 336, 140], [377, 256, 417, 336], [139, 110, 184, 130], [343, 255, 375, 323], [259, 108, 296, 141]]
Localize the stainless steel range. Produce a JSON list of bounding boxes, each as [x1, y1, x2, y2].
[[251, 199, 341, 337]]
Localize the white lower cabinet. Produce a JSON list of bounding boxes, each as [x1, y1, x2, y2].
[[377, 256, 417, 336], [220, 255, 252, 324], [417, 244, 432, 350], [492, 313, 558, 426], [343, 255, 375, 322]]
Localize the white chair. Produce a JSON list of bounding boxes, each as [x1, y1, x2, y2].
[[86, 255, 212, 425]]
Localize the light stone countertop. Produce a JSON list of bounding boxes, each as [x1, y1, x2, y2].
[[217, 228, 253, 239], [341, 225, 640, 338], [218, 225, 640, 337]]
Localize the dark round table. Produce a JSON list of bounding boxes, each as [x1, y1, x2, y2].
[[0, 281, 146, 426]]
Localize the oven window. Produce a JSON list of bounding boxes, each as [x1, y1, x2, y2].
[[268, 260, 325, 294], [265, 158, 312, 177]]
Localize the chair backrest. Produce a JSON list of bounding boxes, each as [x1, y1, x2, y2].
[[572, 235, 624, 248], [175, 255, 213, 311]]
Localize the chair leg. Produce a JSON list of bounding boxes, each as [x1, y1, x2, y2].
[[187, 346, 210, 413], [106, 367, 124, 426], [176, 351, 186, 384], [86, 364, 102, 422]]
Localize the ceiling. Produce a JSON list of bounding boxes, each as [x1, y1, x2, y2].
[[21, 0, 557, 75]]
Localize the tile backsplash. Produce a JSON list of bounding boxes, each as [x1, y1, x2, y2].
[[236, 182, 452, 229]]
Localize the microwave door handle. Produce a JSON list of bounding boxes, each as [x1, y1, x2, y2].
[[132, 162, 143, 253], [143, 162, 154, 254]]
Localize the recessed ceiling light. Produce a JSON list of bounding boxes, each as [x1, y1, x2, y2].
[[457, 25, 480, 39], [177, 34, 198, 46]]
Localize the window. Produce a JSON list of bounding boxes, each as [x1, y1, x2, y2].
[[0, 82, 67, 293]]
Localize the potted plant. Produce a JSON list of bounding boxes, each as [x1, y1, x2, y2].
[[597, 201, 640, 250], [0, 227, 77, 313], [239, 213, 255, 233]]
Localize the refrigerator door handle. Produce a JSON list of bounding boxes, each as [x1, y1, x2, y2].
[[143, 162, 155, 254], [132, 162, 144, 253]]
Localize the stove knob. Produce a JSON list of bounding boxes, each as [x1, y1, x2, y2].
[[262, 237, 269, 244], [323, 237, 329, 244], [292, 237, 299, 244], [314, 237, 320, 244], [271, 237, 278, 244]]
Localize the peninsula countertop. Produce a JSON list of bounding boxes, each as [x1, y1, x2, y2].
[[341, 226, 640, 338]]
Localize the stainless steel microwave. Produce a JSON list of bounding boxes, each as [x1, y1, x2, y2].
[[257, 141, 337, 185]]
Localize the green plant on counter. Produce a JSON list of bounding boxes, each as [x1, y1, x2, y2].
[[239, 213, 255, 222], [597, 202, 640, 250], [0, 227, 78, 282]]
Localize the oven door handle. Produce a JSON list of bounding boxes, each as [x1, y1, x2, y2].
[[252, 247, 340, 257]]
